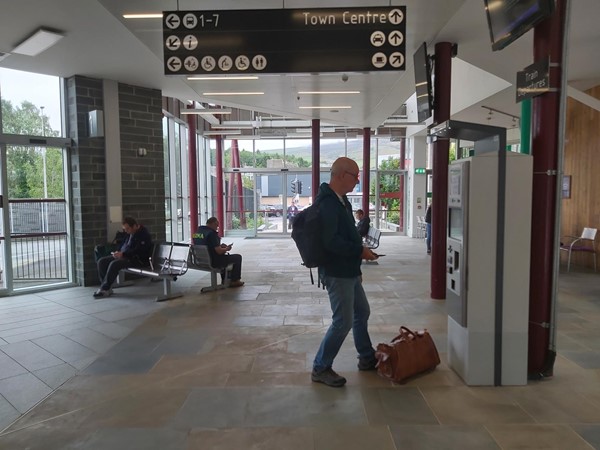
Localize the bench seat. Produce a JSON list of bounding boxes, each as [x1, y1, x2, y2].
[[188, 244, 234, 293], [118, 242, 190, 302], [364, 227, 381, 250]]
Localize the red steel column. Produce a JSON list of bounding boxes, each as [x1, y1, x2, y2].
[[399, 138, 406, 231], [215, 137, 225, 238], [187, 110, 198, 236], [231, 140, 246, 228], [226, 147, 234, 229], [528, 0, 567, 377], [362, 128, 371, 214], [430, 42, 453, 299], [311, 119, 320, 203]]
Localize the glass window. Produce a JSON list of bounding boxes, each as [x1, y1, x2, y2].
[[255, 139, 284, 168], [0, 68, 63, 137], [283, 138, 312, 168]]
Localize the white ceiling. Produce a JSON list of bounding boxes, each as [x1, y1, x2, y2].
[[0, 0, 599, 134]]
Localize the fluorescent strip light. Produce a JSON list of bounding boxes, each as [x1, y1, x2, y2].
[[180, 108, 232, 115], [202, 92, 264, 96], [211, 120, 254, 130], [298, 91, 360, 95], [295, 127, 336, 133], [212, 124, 255, 130], [298, 106, 352, 109], [203, 130, 242, 136], [123, 13, 163, 19], [12, 28, 64, 56], [188, 76, 259, 81]]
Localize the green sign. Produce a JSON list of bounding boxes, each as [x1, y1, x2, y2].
[[415, 168, 426, 174]]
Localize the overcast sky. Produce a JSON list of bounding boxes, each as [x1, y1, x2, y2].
[[0, 68, 62, 131]]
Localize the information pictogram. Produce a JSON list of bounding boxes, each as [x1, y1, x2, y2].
[[163, 7, 406, 75]]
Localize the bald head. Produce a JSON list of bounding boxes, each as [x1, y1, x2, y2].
[[329, 157, 360, 195], [331, 157, 357, 177]]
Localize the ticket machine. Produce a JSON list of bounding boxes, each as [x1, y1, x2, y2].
[[429, 120, 533, 386]]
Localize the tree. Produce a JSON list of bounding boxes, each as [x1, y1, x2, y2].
[[375, 157, 401, 225], [1, 99, 64, 198], [224, 147, 311, 169]]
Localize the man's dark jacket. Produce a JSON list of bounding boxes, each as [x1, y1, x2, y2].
[[120, 225, 153, 263], [193, 225, 226, 266], [357, 216, 370, 237], [316, 182, 363, 278]]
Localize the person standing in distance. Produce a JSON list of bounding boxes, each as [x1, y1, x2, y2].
[[311, 157, 379, 387], [425, 202, 432, 254]]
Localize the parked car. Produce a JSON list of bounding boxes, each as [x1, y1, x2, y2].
[[259, 204, 283, 217]]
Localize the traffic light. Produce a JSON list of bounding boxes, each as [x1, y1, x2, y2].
[[297, 181, 303, 195], [291, 180, 297, 194]]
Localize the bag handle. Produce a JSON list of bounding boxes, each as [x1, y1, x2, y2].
[[390, 326, 425, 344], [400, 326, 416, 338]]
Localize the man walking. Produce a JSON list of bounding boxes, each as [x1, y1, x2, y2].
[[311, 157, 379, 387]]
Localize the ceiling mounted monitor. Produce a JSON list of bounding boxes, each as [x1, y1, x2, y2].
[[484, 0, 555, 51], [413, 42, 433, 123]]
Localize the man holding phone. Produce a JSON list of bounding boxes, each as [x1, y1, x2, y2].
[[311, 157, 380, 388], [193, 217, 244, 288]]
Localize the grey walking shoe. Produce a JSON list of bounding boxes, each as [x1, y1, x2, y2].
[[357, 357, 378, 371], [311, 367, 347, 387], [93, 288, 113, 298]]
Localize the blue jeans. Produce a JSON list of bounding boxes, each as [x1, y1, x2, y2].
[[426, 222, 432, 252], [313, 275, 375, 372]]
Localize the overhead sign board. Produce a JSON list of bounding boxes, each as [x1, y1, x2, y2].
[[162, 7, 406, 75], [516, 58, 550, 102]]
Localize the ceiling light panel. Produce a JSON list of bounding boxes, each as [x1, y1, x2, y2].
[[298, 91, 360, 95], [202, 92, 264, 96], [12, 28, 64, 56], [123, 13, 163, 19], [298, 106, 352, 109]]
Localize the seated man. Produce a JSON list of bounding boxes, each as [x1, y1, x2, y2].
[[94, 217, 153, 298], [355, 209, 371, 238], [193, 217, 244, 288]]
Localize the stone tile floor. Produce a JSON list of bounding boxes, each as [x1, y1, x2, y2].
[[0, 235, 599, 449]]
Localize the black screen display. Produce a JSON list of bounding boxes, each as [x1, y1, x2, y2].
[[413, 42, 433, 123], [484, 0, 555, 51]]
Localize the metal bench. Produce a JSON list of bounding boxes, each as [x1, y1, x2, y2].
[[188, 244, 233, 293], [364, 227, 381, 250], [119, 242, 190, 302]]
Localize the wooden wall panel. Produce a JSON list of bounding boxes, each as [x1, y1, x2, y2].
[[560, 85, 600, 269]]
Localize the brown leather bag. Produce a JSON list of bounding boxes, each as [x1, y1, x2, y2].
[[375, 326, 441, 383]]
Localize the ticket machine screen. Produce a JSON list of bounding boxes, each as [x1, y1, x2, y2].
[[449, 208, 463, 241]]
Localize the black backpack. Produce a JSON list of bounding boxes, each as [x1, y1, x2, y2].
[[291, 200, 329, 284]]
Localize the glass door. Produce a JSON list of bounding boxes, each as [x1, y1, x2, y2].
[[0, 138, 72, 293], [375, 169, 407, 234], [0, 146, 8, 293], [223, 168, 311, 236]]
